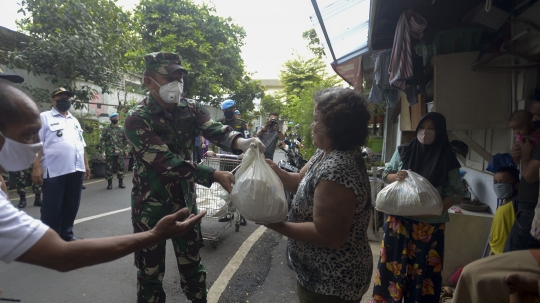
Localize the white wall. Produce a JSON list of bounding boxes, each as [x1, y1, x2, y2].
[[0, 65, 146, 117]]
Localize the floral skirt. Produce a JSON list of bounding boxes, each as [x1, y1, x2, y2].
[[370, 216, 445, 303]]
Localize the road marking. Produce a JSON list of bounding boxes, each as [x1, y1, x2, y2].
[[74, 207, 131, 225], [207, 225, 266, 303], [8, 174, 132, 201]]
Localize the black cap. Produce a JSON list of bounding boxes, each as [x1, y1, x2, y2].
[[0, 68, 24, 84], [51, 87, 75, 98]]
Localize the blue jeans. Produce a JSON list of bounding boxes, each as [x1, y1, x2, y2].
[[41, 171, 84, 240], [504, 208, 540, 252]]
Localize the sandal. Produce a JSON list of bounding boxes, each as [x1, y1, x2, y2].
[[440, 286, 453, 303]]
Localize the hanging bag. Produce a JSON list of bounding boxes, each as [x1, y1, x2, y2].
[[375, 171, 443, 216], [231, 144, 288, 223]]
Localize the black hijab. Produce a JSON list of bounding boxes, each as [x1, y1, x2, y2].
[[398, 112, 461, 188]]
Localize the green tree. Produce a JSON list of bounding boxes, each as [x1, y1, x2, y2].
[[302, 29, 325, 59], [229, 75, 265, 116], [8, 0, 135, 107], [133, 0, 248, 105], [260, 93, 285, 117], [280, 54, 341, 158]]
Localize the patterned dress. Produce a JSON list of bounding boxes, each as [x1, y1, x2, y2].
[[289, 148, 373, 301], [370, 150, 464, 303]]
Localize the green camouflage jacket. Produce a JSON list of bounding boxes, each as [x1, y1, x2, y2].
[[124, 95, 242, 215], [100, 124, 129, 156]]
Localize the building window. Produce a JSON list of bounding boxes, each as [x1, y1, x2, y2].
[[97, 103, 102, 109]]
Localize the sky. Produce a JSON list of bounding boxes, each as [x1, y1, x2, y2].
[[0, 0, 334, 80]]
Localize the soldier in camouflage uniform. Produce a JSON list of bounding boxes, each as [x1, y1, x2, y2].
[[15, 166, 42, 208], [100, 112, 129, 189], [124, 52, 265, 303]]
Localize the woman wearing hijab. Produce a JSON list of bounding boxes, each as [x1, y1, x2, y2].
[[370, 112, 465, 303]]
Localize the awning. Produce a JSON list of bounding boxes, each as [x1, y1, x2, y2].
[[310, 0, 372, 90]]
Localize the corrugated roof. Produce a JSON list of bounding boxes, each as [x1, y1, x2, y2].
[[310, 0, 371, 64]]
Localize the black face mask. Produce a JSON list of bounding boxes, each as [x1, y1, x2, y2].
[[55, 98, 72, 112], [534, 120, 540, 129], [111, 119, 119, 125], [224, 111, 235, 119]]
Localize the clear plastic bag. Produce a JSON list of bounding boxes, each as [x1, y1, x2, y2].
[[375, 171, 443, 216], [231, 144, 288, 223]]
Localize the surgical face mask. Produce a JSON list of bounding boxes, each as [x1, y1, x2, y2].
[[150, 78, 183, 104], [55, 98, 72, 112], [493, 183, 514, 199], [417, 129, 436, 145], [224, 111, 235, 119], [111, 119, 118, 125], [0, 131, 43, 172]]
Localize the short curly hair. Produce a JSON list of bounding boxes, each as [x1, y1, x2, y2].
[[314, 87, 371, 151]]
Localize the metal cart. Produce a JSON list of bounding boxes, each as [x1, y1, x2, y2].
[[196, 154, 242, 248], [368, 166, 386, 242]]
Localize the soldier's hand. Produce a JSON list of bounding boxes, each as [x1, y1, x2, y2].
[[214, 170, 235, 193], [235, 137, 266, 153], [152, 208, 206, 240], [32, 167, 43, 185]]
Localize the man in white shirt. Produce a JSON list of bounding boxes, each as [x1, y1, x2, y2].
[[31, 87, 90, 241], [0, 78, 205, 274]]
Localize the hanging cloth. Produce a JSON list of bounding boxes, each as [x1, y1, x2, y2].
[[389, 9, 427, 91]]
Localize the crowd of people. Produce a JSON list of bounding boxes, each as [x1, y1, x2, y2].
[[3, 49, 540, 303]]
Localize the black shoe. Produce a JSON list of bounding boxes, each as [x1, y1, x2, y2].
[[66, 236, 84, 241], [119, 178, 126, 189], [218, 213, 234, 222], [107, 179, 113, 190], [82, 185, 86, 189], [239, 216, 247, 226], [18, 195, 27, 208], [34, 194, 42, 207]]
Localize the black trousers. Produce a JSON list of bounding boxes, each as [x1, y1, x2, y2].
[[41, 171, 84, 240], [194, 146, 203, 164]]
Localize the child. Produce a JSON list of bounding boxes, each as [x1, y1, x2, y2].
[[509, 109, 540, 146], [489, 166, 520, 254]]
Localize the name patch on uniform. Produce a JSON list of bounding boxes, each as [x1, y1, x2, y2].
[[50, 123, 59, 126]]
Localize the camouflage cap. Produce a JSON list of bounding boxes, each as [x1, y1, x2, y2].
[[144, 52, 188, 75]]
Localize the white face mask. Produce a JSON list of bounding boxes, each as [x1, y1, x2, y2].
[[150, 77, 184, 104], [0, 131, 43, 172]]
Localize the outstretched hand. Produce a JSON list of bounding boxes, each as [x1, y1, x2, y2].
[[152, 208, 206, 240]]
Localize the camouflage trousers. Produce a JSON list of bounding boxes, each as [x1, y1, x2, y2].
[[16, 167, 41, 195], [106, 156, 124, 180], [132, 202, 207, 302]]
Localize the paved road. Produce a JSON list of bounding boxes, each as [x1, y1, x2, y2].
[[0, 151, 380, 302]]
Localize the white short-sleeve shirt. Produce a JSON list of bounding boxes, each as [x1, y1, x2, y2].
[[0, 190, 49, 263], [39, 108, 87, 178]]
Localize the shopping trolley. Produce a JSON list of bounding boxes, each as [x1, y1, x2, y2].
[[196, 153, 242, 248]]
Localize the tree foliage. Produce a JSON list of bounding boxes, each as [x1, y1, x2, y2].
[[132, 0, 257, 106], [302, 29, 325, 59], [8, 0, 134, 106], [260, 93, 285, 117], [280, 54, 341, 158], [229, 75, 265, 115]]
